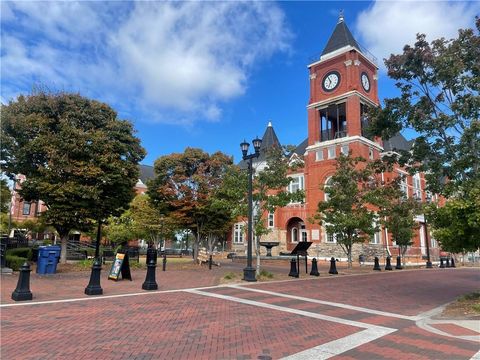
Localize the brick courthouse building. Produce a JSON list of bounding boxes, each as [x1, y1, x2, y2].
[[230, 15, 441, 262]]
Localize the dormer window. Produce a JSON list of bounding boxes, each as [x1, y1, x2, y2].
[[320, 102, 347, 142]]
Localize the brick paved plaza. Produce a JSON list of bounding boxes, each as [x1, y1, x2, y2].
[[1, 264, 479, 359]]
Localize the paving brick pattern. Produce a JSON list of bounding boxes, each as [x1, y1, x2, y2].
[[251, 269, 480, 316], [1, 266, 479, 359], [1, 292, 359, 360]]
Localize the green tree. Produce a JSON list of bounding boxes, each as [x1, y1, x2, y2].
[[104, 209, 138, 247], [0, 179, 12, 234], [252, 146, 304, 274], [0, 179, 11, 214], [367, 18, 480, 196], [316, 155, 377, 268], [148, 148, 233, 261], [129, 194, 177, 248], [1, 91, 145, 262], [373, 178, 420, 263], [427, 181, 480, 253], [212, 145, 304, 275], [367, 18, 480, 252]]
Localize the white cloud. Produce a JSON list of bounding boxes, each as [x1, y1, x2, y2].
[[355, 1, 480, 68], [1, 1, 291, 125]]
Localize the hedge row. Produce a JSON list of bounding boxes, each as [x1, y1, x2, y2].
[[6, 247, 33, 261], [6, 255, 27, 271]]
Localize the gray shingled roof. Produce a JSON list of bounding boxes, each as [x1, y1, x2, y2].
[[138, 164, 155, 184], [238, 122, 281, 168], [293, 138, 308, 156], [321, 17, 361, 56], [382, 133, 414, 152]]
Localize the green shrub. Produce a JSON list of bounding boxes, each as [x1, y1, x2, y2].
[[6, 255, 27, 271], [76, 258, 95, 269], [6, 247, 33, 261], [224, 272, 236, 280], [258, 269, 274, 279]]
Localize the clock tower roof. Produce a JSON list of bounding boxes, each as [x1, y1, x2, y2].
[[321, 14, 361, 57]]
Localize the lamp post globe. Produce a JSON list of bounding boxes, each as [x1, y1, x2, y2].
[[240, 137, 262, 282]]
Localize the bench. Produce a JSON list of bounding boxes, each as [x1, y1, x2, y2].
[[102, 250, 115, 264], [159, 248, 183, 257], [197, 249, 220, 267]]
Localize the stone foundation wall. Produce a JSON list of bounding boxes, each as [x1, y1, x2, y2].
[[307, 243, 386, 261]]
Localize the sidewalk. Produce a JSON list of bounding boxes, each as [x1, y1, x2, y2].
[[2, 264, 479, 359]]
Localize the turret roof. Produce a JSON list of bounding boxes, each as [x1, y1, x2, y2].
[[321, 13, 361, 56]]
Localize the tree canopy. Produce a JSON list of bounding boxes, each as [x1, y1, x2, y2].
[[368, 18, 480, 196], [1, 91, 145, 262], [367, 18, 480, 254], [148, 148, 234, 259], [316, 155, 377, 268]]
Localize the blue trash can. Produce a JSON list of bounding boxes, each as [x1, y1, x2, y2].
[[36, 246, 61, 274]]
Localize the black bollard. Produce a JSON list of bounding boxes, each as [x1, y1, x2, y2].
[[385, 256, 393, 271], [162, 254, 167, 271], [310, 258, 320, 276], [373, 256, 381, 271], [328, 257, 338, 275], [11, 262, 33, 301], [146, 248, 157, 265], [451, 257, 456, 268], [85, 258, 103, 295], [289, 258, 299, 278], [209, 255, 212, 270], [395, 256, 403, 270], [142, 259, 158, 290], [439, 258, 445, 268], [446, 258, 451, 268]]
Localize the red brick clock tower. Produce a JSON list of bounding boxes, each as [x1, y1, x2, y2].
[[303, 13, 383, 242]]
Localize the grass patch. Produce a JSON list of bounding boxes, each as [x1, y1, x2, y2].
[[77, 259, 95, 268], [461, 292, 480, 314], [224, 272, 237, 280], [258, 269, 274, 279], [461, 292, 480, 301]]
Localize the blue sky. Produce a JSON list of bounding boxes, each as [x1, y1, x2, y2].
[[2, 1, 479, 166]]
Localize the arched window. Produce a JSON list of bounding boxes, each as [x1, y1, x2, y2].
[[291, 228, 299, 243], [324, 177, 333, 201]]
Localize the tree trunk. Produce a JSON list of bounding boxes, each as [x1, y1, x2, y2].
[[347, 239, 352, 269], [193, 226, 200, 262], [60, 233, 69, 264]]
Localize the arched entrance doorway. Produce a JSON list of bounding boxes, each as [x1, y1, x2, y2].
[[286, 217, 307, 251]]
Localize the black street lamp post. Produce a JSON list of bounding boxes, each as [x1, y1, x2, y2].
[[240, 137, 262, 282]]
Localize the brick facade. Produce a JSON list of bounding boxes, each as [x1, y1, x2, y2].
[[229, 17, 441, 263]]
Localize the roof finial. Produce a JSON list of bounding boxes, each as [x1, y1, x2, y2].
[[338, 10, 344, 23], [267, 120, 272, 127]]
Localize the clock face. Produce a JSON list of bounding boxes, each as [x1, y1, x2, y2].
[[361, 72, 370, 92], [322, 71, 340, 92]]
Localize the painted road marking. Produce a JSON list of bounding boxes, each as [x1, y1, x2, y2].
[[281, 328, 394, 360], [470, 349, 480, 360], [0, 285, 222, 308], [186, 289, 396, 360], [231, 285, 419, 321]]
